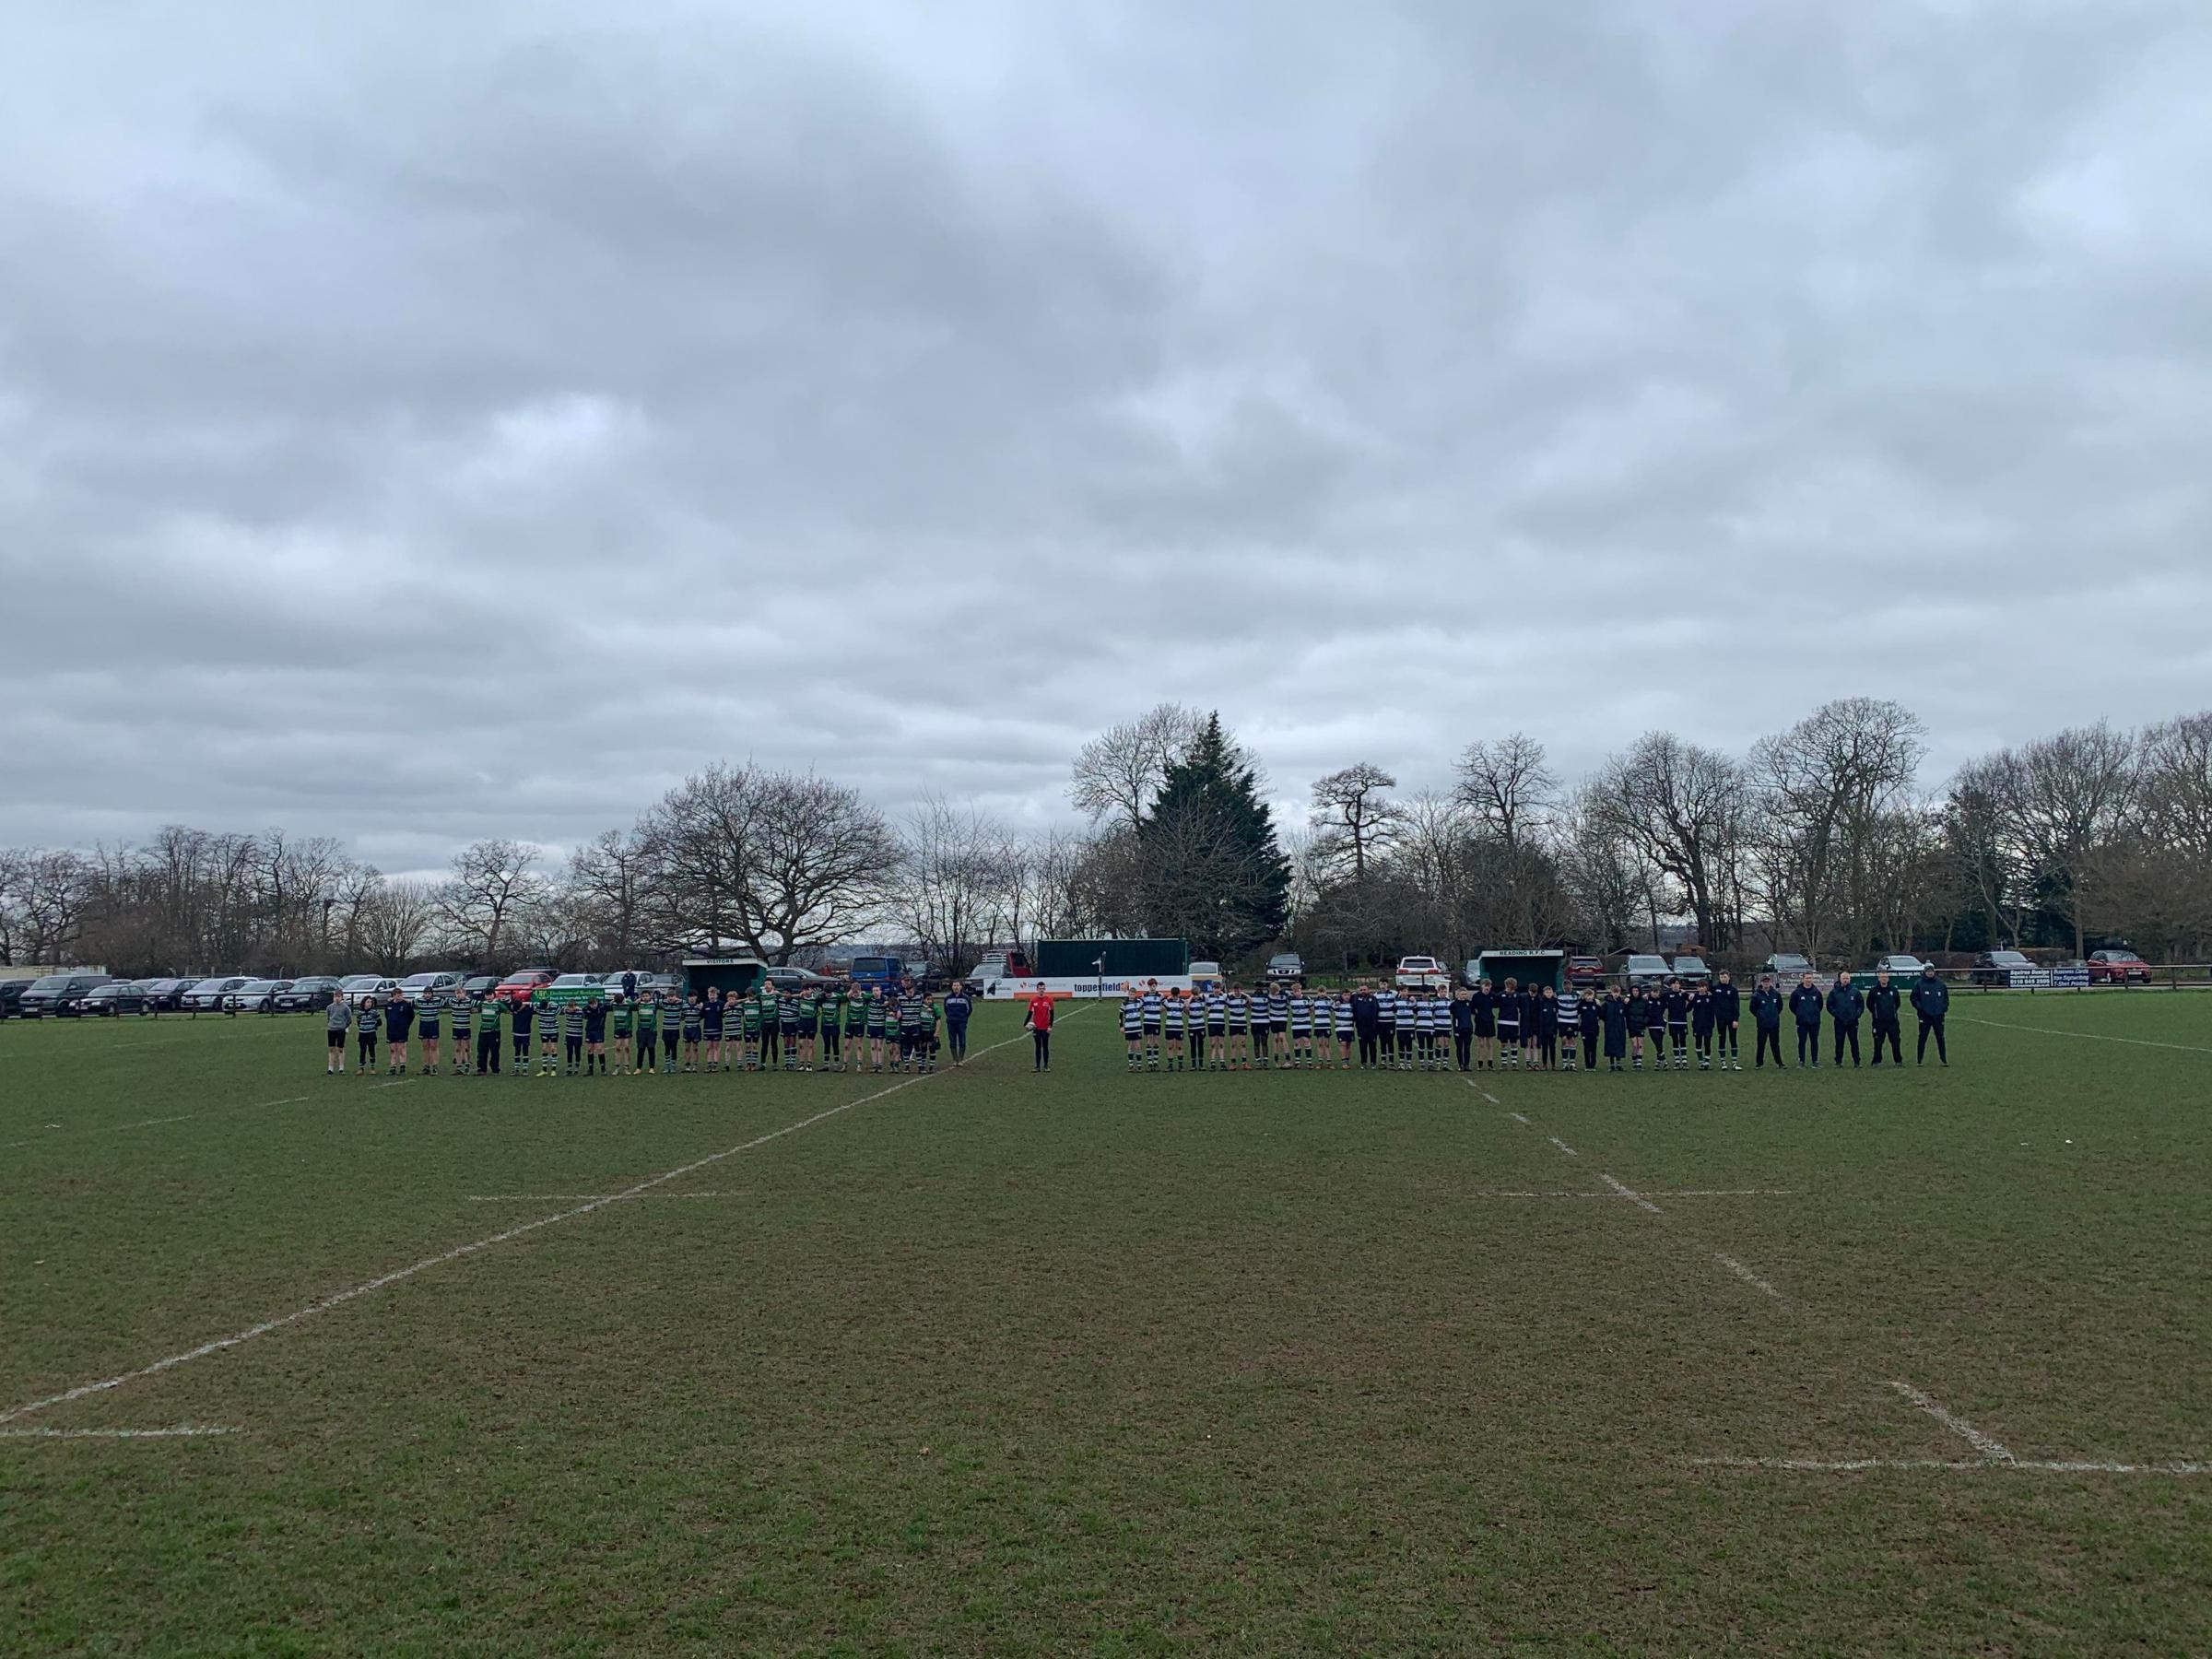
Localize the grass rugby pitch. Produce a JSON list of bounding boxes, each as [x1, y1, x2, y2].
[[3, 995, 2209, 1654]]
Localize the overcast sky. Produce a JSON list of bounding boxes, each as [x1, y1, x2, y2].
[[6, 0, 2209, 877]]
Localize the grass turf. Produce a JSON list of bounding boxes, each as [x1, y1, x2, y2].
[[2, 994, 2208, 1654]]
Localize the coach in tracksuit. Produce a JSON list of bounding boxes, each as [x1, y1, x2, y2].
[[1748, 975, 1785, 1069], [1827, 971, 1865, 1067], [1350, 985, 1381, 1069], [1911, 965, 1950, 1065], [1787, 973, 1824, 1067], [1866, 971, 1903, 1065], [943, 988, 973, 1064]]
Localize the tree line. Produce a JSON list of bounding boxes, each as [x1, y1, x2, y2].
[[3, 702, 2206, 977], [1290, 702, 2212, 970]]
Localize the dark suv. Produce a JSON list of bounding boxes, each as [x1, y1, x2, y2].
[[18, 973, 114, 1017]]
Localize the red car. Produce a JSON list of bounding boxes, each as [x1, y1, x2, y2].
[[2086, 948, 2151, 984], [492, 968, 557, 1004], [1565, 956, 1606, 989]]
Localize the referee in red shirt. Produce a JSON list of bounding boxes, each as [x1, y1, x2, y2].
[[1026, 991, 1055, 1073]]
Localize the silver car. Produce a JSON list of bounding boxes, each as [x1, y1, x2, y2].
[[1624, 954, 1670, 987]]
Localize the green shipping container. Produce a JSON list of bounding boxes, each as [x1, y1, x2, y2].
[[1033, 938, 1190, 979]]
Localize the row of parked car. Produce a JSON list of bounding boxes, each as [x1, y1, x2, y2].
[[0, 966, 696, 1019]]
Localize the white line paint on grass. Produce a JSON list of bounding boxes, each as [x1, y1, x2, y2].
[[1693, 1454, 2210, 1477], [1957, 1015, 2211, 1054], [1598, 1173, 1661, 1214], [1547, 1135, 1580, 1158], [466, 1193, 737, 1202], [1468, 1189, 1794, 1201], [0, 1425, 241, 1440], [0, 1018, 1065, 1428], [1888, 1380, 2016, 1464], [3, 1098, 311, 1150], [1713, 1253, 1785, 1300]]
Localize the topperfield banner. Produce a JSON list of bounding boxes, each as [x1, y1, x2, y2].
[[982, 976, 1197, 1000]]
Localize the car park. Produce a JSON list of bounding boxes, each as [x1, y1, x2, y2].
[[72, 982, 151, 1017], [491, 969, 556, 1004], [19, 973, 115, 1016], [1669, 955, 1712, 984], [182, 976, 255, 1012], [764, 966, 830, 993], [1265, 953, 1304, 982], [461, 975, 501, 999], [1762, 953, 1815, 982], [133, 977, 191, 1011], [225, 978, 295, 1013], [2087, 947, 2151, 984], [397, 971, 465, 1002], [1565, 956, 1606, 989], [1394, 955, 1450, 990], [1869, 954, 1929, 979], [1623, 954, 1669, 987], [0, 980, 30, 1018], [1971, 949, 2035, 987], [594, 969, 655, 1002], [273, 976, 345, 1012]]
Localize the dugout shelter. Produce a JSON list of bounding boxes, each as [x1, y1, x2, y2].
[[1474, 948, 1566, 993]]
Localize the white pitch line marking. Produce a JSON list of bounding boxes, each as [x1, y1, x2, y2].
[[1468, 1188, 1794, 1200], [3, 1097, 311, 1150], [1957, 1016, 2210, 1054], [466, 1193, 737, 1202], [1713, 1253, 1785, 1300], [1888, 1380, 2016, 1465], [0, 1016, 1068, 1428], [1692, 1455, 2210, 1477], [1597, 1172, 1660, 1213], [1547, 1135, 1579, 1158], [0, 1425, 241, 1440], [1508, 1111, 1531, 1124]]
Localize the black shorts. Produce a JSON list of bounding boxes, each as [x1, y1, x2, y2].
[[1207, 1024, 1225, 1038], [326, 1029, 346, 1049], [418, 1022, 440, 1039], [1142, 1022, 1160, 1037]]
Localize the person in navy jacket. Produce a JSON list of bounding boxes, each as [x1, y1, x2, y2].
[[1711, 971, 1743, 1071], [1748, 975, 1785, 1069], [1787, 973, 1824, 1067], [1910, 965, 1950, 1065], [1826, 971, 1865, 1067], [1865, 971, 1903, 1065]]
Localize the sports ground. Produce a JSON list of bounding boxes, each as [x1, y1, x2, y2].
[[4, 994, 2207, 1654]]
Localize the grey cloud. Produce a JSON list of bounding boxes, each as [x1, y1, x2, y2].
[[4, 0, 2210, 866]]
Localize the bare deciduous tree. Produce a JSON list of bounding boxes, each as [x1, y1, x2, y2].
[[638, 765, 897, 962], [1308, 762, 1404, 882], [437, 839, 540, 968], [1748, 698, 1928, 960], [2006, 721, 2141, 959], [1067, 702, 1209, 829], [357, 877, 437, 973], [894, 794, 1018, 973], [1591, 732, 1747, 949], [1454, 734, 1558, 851]]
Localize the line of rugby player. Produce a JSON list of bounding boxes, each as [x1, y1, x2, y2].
[[1118, 967, 1953, 1073]]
